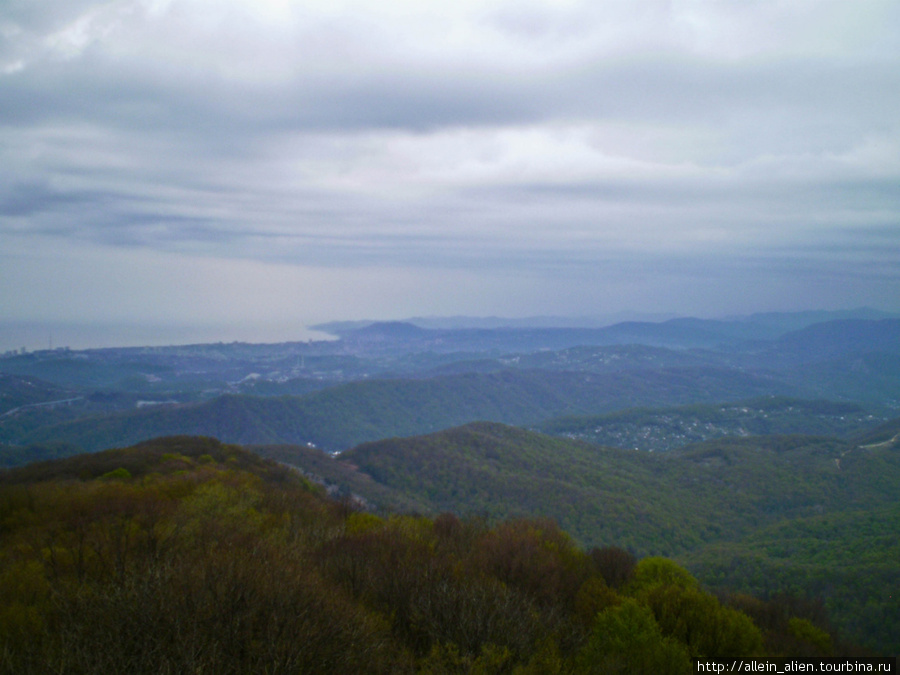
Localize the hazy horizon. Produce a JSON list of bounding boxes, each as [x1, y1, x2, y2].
[[2, 306, 898, 353], [2, 1, 899, 343]]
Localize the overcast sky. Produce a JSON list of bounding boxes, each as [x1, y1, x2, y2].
[[2, 0, 899, 348]]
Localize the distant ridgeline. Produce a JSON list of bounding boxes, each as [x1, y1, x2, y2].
[[0, 437, 877, 672], [1, 314, 899, 457]]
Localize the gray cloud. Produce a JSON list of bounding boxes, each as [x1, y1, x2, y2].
[[1, 0, 899, 343]]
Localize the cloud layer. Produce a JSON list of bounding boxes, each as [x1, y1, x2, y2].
[[2, 0, 899, 345]]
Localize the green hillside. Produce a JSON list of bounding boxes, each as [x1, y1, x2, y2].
[[14, 367, 794, 456], [684, 504, 900, 656], [270, 423, 897, 557], [850, 415, 900, 448], [0, 436, 853, 672], [256, 422, 900, 653], [781, 352, 900, 405], [0, 351, 176, 390], [0, 374, 81, 416]]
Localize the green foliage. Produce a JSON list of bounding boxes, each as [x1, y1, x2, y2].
[[470, 518, 592, 609], [345, 511, 385, 534], [419, 642, 514, 675], [788, 617, 834, 655], [257, 421, 900, 653], [641, 584, 764, 658], [2, 436, 860, 673], [589, 546, 636, 589], [574, 577, 620, 626], [0, 436, 302, 487], [629, 557, 699, 593], [576, 598, 692, 674], [100, 467, 131, 480], [0, 560, 50, 646], [685, 504, 900, 654], [0, 442, 85, 469]]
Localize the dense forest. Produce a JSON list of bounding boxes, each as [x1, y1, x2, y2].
[[0, 437, 861, 673], [255, 422, 900, 654]]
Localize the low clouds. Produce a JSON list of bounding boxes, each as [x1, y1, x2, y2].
[[1, 0, 899, 343]]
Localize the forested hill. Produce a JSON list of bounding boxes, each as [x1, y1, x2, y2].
[[0, 436, 867, 671], [3, 313, 899, 465], [15, 366, 793, 454], [266, 422, 898, 555], [851, 416, 900, 448], [256, 422, 900, 653], [0, 373, 80, 415]]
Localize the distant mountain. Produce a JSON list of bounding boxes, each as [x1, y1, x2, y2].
[[328, 314, 900, 356], [730, 320, 900, 405], [312, 312, 683, 333], [728, 308, 899, 334], [0, 349, 182, 390], [6, 311, 899, 398], [778, 351, 900, 406], [317, 308, 898, 334], [772, 319, 900, 362], [343, 321, 431, 340], [327, 320, 762, 356]]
